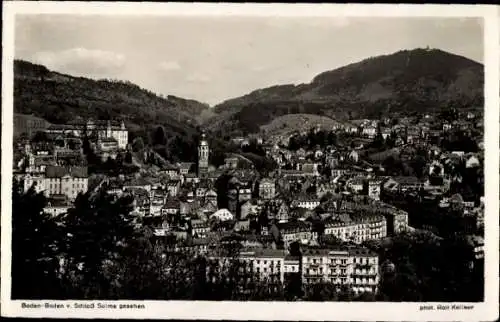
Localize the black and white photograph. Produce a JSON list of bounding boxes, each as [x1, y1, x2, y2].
[[1, 2, 498, 321]]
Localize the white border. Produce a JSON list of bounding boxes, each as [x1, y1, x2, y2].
[[2, 2, 499, 321]]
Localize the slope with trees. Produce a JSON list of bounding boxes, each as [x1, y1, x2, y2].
[[206, 48, 483, 136], [14, 59, 209, 143]]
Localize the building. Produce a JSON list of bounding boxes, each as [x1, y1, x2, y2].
[[323, 213, 387, 244], [276, 202, 290, 222], [367, 178, 385, 200], [162, 198, 181, 217], [14, 113, 50, 137], [198, 132, 210, 178], [259, 178, 276, 200], [301, 248, 379, 294], [204, 189, 218, 203], [224, 157, 239, 169], [207, 248, 287, 284], [284, 256, 300, 274], [240, 200, 260, 220], [23, 165, 88, 200], [97, 137, 119, 152], [291, 195, 320, 210], [166, 180, 180, 197], [383, 176, 423, 192], [347, 176, 365, 194], [178, 162, 193, 176], [191, 219, 210, 238], [43, 195, 72, 217], [47, 120, 128, 149], [466, 235, 484, 261], [279, 221, 316, 248], [393, 211, 409, 234], [362, 126, 377, 138], [91, 120, 128, 149], [210, 208, 234, 222]]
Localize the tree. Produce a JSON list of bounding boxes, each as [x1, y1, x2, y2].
[[124, 151, 133, 164], [153, 126, 167, 146], [372, 123, 385, 149], [131, 137, 145, 152], [327, 131, 338, 146], [385, 131, 397, 148], [61, 190, 138, 298], [11, 180, 65, 299]]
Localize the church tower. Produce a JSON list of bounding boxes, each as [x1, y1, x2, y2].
[[198, 132, 209, 177]]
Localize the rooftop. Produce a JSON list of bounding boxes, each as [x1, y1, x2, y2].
[[45, 165, 88, 178]]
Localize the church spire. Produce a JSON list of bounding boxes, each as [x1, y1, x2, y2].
[[198, 131, 209, 177]]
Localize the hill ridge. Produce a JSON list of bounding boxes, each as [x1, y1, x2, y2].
[[14, 59, 210, 140], [206, 48, 483, 136]]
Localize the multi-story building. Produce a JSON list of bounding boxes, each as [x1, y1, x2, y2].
[[43, 195, 72, 217], [239, 249, 286, 283], [166, 180, 180, 197], [276, 202, 290, 223], [191, 219, 210, 238], [393, 210, 409, 234], [227, 184, 253, 217], [206, 249, 286, 284], [23, 165, 88, 200], [279, 221, 317, 248], [90, 120, 128, 150], [367, 178, 385, 200], [14, 113, 50, 137], [337, 197, 409, 236], [149, 193, 166, 216], [301, 248, 379, 294], [204, 189, 218, 204], [284, 255, 300, 275], [347, 176, 365, 194], [362, 126, 377, 138], [46, 120, 128, 150], [291, 195, 320, 210], [323, 213, 387, 244], [259, 178, 276, 200]]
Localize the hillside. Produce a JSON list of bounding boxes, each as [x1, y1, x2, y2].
[[206, 48, 484, 136], [260, 114, 345, 137], [14, 60, 209, 139]]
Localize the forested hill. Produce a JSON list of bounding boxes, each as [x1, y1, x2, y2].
[[206, 48, 483, 135], [14, 59, 210, 138]]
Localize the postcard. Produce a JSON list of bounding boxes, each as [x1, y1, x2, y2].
[[1, 2, 499, 321]]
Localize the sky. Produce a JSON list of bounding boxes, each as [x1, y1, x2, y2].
[[15, 15, 483, 106]]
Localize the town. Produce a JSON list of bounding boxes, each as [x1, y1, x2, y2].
[[12, 108, 484, 301]]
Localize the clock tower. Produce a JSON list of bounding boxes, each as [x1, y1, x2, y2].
[[198, 132, 209, 177]]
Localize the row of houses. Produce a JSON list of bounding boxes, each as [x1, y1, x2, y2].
[[205, 246, 379, 295]]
